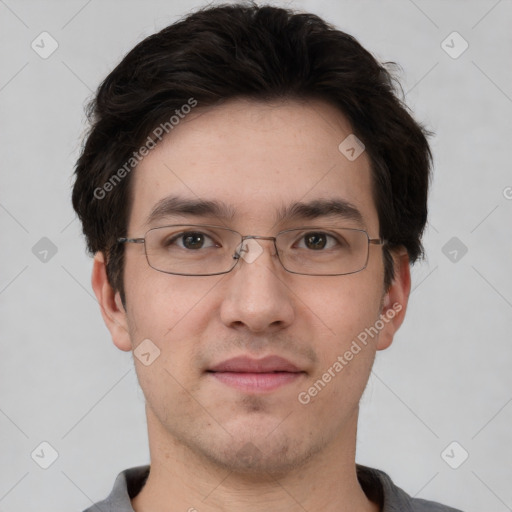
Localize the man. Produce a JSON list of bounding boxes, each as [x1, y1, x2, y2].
[[72, 3, 462, 511]]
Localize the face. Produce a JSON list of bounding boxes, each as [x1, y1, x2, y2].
[[95, 98, 409, 476]]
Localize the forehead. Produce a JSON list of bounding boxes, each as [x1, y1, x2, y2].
[[128, 98, 378, 233]]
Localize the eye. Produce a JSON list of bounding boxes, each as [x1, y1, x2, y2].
[[297, 232, 339, 250], [168, 231, 218, 250]]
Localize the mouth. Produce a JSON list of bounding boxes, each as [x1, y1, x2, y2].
[[206, 355, 306, 393]]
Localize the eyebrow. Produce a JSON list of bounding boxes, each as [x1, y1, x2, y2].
[[277, 199, 364, 226], [145, 196, 236, 226], [145, 196, 364, 227]]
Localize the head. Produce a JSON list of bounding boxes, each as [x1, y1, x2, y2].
[[73, 3, 432, 475]]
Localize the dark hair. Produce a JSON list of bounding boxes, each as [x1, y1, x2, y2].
[[72, 2, 432, 304]]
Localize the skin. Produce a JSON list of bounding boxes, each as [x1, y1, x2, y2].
[[92, 98, 410, 512]]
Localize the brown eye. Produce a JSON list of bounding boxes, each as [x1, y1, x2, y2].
[[304, 233, 327, 250], [182, 232, 206, 249], [163, 231, 217, 250]]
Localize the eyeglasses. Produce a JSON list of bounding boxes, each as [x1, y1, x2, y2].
[[117, 224, 386, 276]]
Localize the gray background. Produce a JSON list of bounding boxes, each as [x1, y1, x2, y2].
[[1, 0, 511, 510]]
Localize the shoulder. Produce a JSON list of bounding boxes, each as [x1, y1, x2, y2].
[[81, 465, 150, 512], [356, 464, 464, 512]]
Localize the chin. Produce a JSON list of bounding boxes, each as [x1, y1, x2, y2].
[[188, 424, 323, 478]]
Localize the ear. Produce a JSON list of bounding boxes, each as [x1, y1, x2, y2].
[[91, 252, 132, 352], [376, 248, 411, 351]]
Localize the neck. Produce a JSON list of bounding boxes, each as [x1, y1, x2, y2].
[[132, 407, 379, 512]]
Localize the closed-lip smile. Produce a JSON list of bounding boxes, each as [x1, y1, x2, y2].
[[207, 355, 306, 393]]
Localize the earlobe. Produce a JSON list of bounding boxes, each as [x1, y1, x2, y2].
[[376, 249, 411, 351], [91, 252, 132, 352]]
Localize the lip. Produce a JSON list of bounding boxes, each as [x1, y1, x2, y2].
[[207, 355, 306, 393], [208, 355, 302, 373]]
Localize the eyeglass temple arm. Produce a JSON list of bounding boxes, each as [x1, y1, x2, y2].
[[117, 237, 145, 244]]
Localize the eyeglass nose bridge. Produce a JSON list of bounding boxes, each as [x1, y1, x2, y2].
[[232, 234, 279, 261]]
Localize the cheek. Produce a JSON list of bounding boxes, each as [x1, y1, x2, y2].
[[124, 251, 217, 339], [304, 272, 384, 344], [298, 273, 383, 392], [296, 283, 381, 423], [123, 258, 224, 392], [124, 269, 211, 414], [134, 355, 204, 431]]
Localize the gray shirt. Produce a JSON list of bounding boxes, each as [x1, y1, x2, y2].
[[82, 464, 463, 512]]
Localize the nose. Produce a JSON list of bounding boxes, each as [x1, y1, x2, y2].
[[219, 238, 295, 334]]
